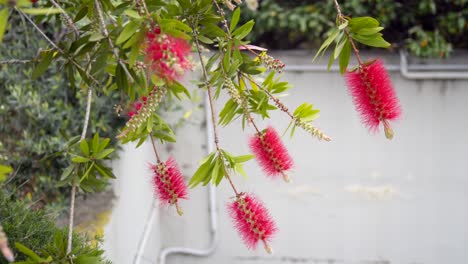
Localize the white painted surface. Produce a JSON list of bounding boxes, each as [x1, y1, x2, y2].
[[104, 52, 468, 264]]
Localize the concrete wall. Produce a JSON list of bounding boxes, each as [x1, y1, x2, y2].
[[104, 51, 468, 264]]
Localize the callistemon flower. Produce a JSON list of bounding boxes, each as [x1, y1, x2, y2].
[[117, 86, 166, 139], [151, 157, 188, 216], [256, 51, 285, 73], [228, 193, 277, 253], [345, 60, 402, 139], [145, 27, 192, 82], [249, 126, 294, 182]]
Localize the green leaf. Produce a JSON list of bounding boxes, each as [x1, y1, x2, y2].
[[116, 20, 140, 45], [0, 164, 12, 183], [94, 148, 114, 159], [80, 139, 89, 156], [92, 133, 100, 154], [97, 138, 110, 153], [32, 50, 54, 80], [232, 20, 254, 40], [232, 154, 254, 163], [0, 8, 9, 43], [60, 165, 74, 181], [348, 17, 379, 32], [334, 34, 347, 59], [20, 7, 63, 15], [72, 156, 90, 163], [230, 7, 241, 32], [327, 49, 335, 70], [352, 34, 391, 48], [197, 34, 213, 44], [89, 32, 105, 42], [80, 162, 95, 183], [189, 153, 215, 188], [94, 162, 116, 179], [15, 242, 43, 261], [357, 27, 384, 35], [313, 28, 339, 61], [124, 9, 141, 19], [339, 39, 351, 74], [211, 158, 220, 185]]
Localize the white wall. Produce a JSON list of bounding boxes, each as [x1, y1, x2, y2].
[[105, 51, 468, 264]]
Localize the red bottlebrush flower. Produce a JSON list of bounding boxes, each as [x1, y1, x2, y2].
[[249, 126, 294, 182], [144, 27, 192, 82], [228, 194, 277, 253], [345, 60, 402, 139], [151, 157, 188, 216]]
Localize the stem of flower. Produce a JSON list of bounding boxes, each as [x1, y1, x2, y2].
[[242, 73, 331, 141], [332, 0, 364, 67], [149, 135, 162, 163], [94, 0, 134, 83], [191, 22, 240, 197]]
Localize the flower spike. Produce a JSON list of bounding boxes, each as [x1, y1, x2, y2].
[[345, 59, 402, 139], [151, 157, 188, 215], [228, 193, 277, 253], [249, 126, 294, 182]]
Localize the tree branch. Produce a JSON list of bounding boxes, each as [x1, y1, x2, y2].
[[16, 7, 100, 86], [66, 87, 93, 255], [191, 22, 240, 197], [332, 0, 364, 66], [94, 0, 135, 83]]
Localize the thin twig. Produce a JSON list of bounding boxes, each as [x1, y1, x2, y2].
[[0, 59, 35, 65], [49, 0, 79, 39], [94, 0, 135, 83], [242, 73, 331, 141], [213, 0, 262, 135], [332, 0, 364, 66], [149, 135, 161, 163], [16, 8, 100, 86], [192, 22, 240, 197], [67, 87, 93, 255]]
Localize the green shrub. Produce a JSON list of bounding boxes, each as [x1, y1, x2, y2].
[[0, 12, 123, 207], [0, 190, 109, 264], [239, 0, 468, 57]]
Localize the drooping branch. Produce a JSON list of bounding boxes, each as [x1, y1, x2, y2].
[[94, 0, 135, 83], [66, 87, 93, 255], [242, 73, 331, 141], [191, 22, 240, 197], [16, 8, 100, 87], [332, 0, 364, 66]]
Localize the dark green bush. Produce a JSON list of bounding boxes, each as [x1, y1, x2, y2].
[[0, 190, 109, 264], [0, 12, 123, 207], [240, 0, 468, 57]]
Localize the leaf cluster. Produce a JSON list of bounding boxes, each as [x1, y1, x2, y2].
[[59, 134, 115, 193], [189, 150, 253, 188]]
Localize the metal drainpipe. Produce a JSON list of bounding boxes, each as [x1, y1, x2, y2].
[[283, 50, 468, 80], [158, 93, 219, 264], [399, 50, 468, 80]]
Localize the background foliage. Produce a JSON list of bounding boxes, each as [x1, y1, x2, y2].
[[0, 12, 122, 208], [0, 189, 109, 263], [239, 0, 468, 57]]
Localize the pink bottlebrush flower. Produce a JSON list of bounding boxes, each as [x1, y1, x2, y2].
[[249, 126, 294, 182], [228, 194, 277, 253], [151, 157, 188, 216], [144, 27, 192, 82], [345, 59, 402, 139]]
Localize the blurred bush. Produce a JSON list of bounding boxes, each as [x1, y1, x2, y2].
[[0, 189, 110, 264], [240, 0, 468, 57], [0, 13, 123, 208]]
